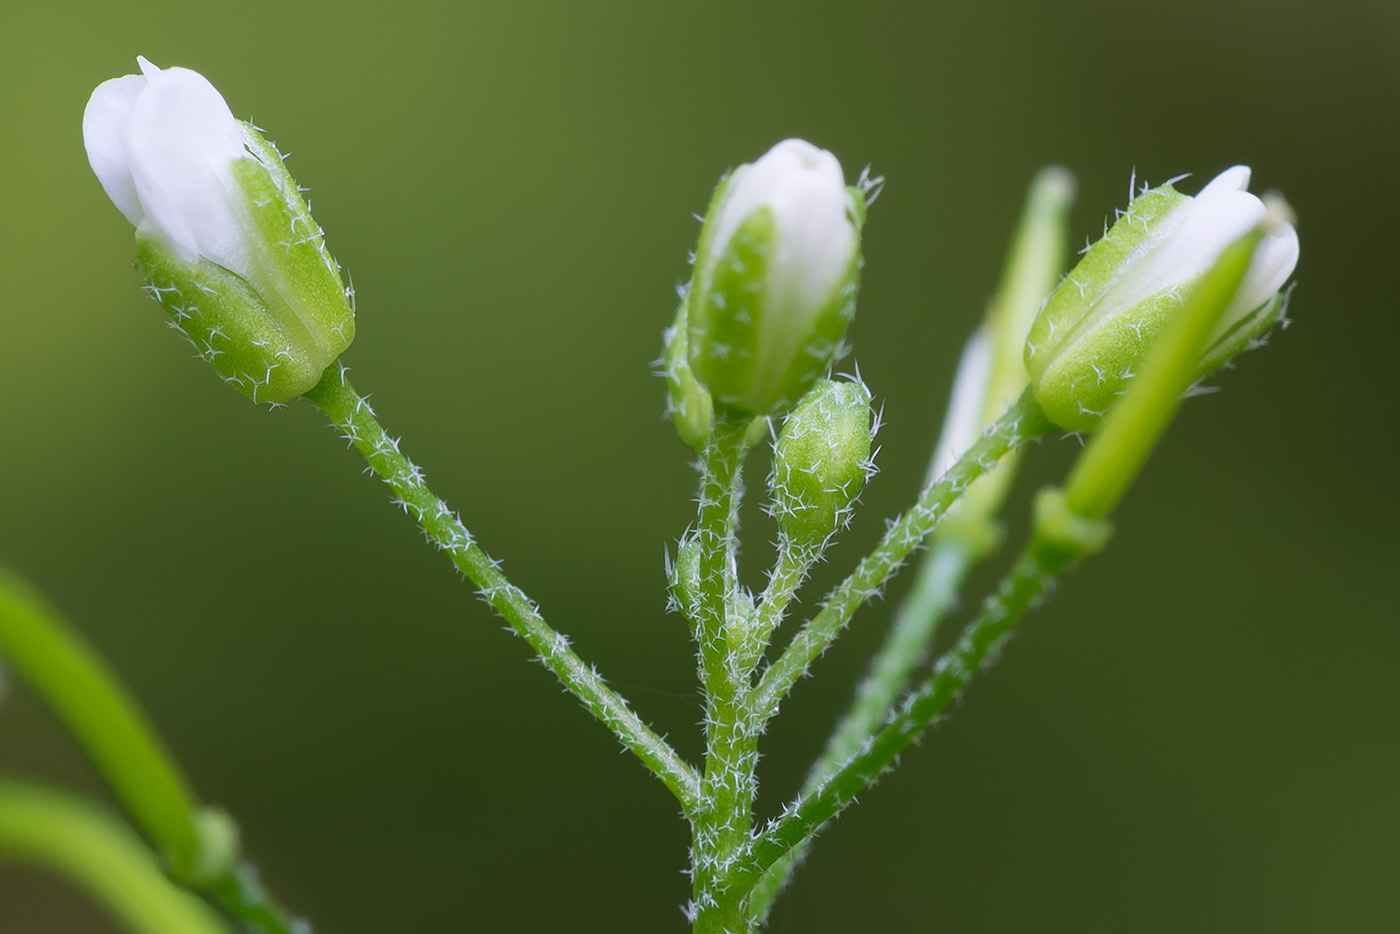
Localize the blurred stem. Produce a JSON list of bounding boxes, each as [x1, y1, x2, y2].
[[0, 780, 230, 934], [0, 568, 306, 934], [304, 365, 701, 814], [752, 391, 1053, 725], [735, 491, 1111, 898], [689, 413, 759, 934], [0, 568, 203, 878]]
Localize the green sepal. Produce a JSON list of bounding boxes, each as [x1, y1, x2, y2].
[[662, 301, 714, 451], [1025, 185, 1191, 431], [1195, 286, 1291, 378], [688, 207, 860, 417], [235, 125, 355, 363], [136, 230, 325, 403]]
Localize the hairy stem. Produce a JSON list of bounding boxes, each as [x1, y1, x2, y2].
[[753, 392, 1052, 723], [688, 415, 759, 933], [746, 536, 820, 675], [304, 365, 701, 814]]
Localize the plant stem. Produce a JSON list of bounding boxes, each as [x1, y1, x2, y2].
[[752, 392, 1052, 724], [747, 538, 976, 917], [737, 492, 1110, 895], [0, 568, 203, 876], [0, 780, 230, 934], [745, 536, 820, 675], [0, 568, 308, 934], [688, 414, 759, 933], [303, 365, 701, 814]]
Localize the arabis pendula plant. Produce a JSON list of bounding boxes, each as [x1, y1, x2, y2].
[[1, 62, 1311, 934], [1025, 166, 1299, 431], [84, 57, 355, 403], [686, 139, 865, 418]]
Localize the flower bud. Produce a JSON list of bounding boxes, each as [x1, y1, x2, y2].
[[769, 379, 874, 546], [1024, 166, 1298, 431], [686, 139, 864, 417], [84, 57, 355, 403]]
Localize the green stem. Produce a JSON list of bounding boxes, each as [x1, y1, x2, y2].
[[0, 568, 306, 934], [752, 391, 1052, 723], [737, 491, 1111, 895], [304, 365, 701, 814], [688, 414, 759, 933], [745, 536, 820, 675], [0, 780, 230, 934], [747, 538, 977, 917], [0, 568, 203, 878]]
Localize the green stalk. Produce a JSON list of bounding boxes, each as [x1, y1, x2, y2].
[[745, 536, 820, 675], [0, 568, 204, 878], [0, 780, 230, 934], [688, 413, 760, 933], [0, 568, 305, 934], [304, 366, 701, 814]]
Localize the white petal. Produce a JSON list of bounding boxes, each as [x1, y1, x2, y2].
[[765, 165, 855, 315], [929, 327, 993, 484], [1100, 188, 1264, 316], [710, 138, 845, 273], [122, 64, 250, 270], [1218, 221, 1300, 329], [1196, 165, 1252, 200], [83, 73, 148, 226]]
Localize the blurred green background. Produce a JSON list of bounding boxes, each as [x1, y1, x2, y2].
[[2, 1, 1397, 930]]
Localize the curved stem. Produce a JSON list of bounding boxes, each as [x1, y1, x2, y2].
[[752, 391, 1052, 723], [0, 569, 308, 934], [0, 568, 203, 877], [0, 780, 230, 934], [304, 365, 701, 814]]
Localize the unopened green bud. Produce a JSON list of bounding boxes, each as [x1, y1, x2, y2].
[[669, 537, 703, 620], [1025, 166, 1298, 431], [84, 57, 355, 404], [769, 379, 874, 545], [687, 139, 866, 417]]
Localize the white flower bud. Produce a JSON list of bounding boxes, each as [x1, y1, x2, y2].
[[687, 139, 864, 417], [84, 57, 355, 403], [1025, 166, 1299, 430]]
